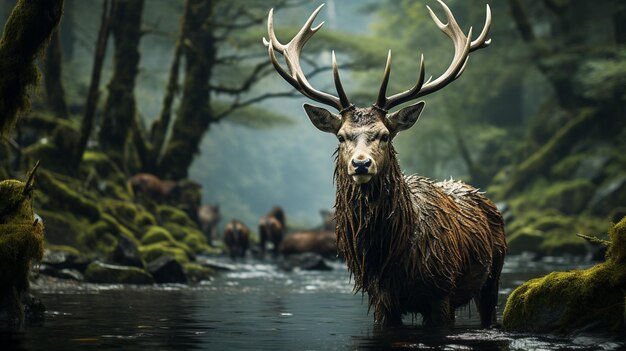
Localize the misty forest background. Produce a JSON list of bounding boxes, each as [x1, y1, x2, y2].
[[1, 0, 625, 257]]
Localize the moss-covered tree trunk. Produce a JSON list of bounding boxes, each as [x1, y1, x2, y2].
[[0, 0, 64, 135], [43, 30, 69, 119], [98, 0, 144, 170], [74, 0, 113, 170], [157, 0, 215, 180], [142, 0, 190, 174]]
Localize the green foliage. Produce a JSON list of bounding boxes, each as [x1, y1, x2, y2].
[[503, 217, 626, 334]]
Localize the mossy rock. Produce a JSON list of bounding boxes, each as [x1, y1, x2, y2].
[[78, 216, 126, 257], [140, 226, 175, 245], [503, 217, 626, 334], [22, 142, 74, 175], [37, 170, 100, 222], [84, 261, 154, 285], [101, 199, 156, 237], [173, 179, 202, 221], [156, 205, 196, 228], [506, 209, 607, 256], [139, 242, 191, 264], [79, 151, 126, 184], [507, 228, 545, 255], [588, 176, 626, 217], [540, 179, 595, 215], [0, 178, 45, 324], [183, 263, 215, 283], [38, 209, 87, 247]]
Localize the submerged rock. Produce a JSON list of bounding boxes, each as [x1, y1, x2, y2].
[[503, 216, 626, 334], [277, 253, 332, 272], [84, 261, 154, 285]]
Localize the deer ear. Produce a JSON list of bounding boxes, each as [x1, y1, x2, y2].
[[303, 103, 342, 134], [386, 101, 425, 134]]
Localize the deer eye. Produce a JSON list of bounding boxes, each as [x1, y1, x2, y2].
[[337, 135, 345, 143], [380, 133, 390, 142]]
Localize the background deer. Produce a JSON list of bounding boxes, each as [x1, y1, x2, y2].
[[264, 1, 506, 327]]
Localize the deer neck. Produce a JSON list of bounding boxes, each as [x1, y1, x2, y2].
[[334, 146, 416, 292]]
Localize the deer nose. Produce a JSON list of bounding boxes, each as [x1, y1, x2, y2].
[[351, 158, 372, 174]]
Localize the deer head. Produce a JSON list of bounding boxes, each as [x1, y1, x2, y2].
[[264, 1, 491, 184]]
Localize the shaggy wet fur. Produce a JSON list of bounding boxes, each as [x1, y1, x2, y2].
[[334, 145, 506, 327]]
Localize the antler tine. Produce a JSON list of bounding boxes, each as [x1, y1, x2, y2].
[[263, 4, 350, 111], [382, 0, 490, 111], [374, 50, 392, 109], [471, 4, 492, 51], [332, 51, 350, 109]]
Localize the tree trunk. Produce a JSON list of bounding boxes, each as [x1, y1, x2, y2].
[[59, 0, 74, 61], [44, 30, 69, 119], [98, 0, 144, 170], [144, 0, 190, 173], [157, 0, 215, 180], [74, 0, 113, 169], [0, 0, 64, 135]]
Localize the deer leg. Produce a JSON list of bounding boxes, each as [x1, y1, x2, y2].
[[423, 296, 454, 328], [476, 253, 505, 327], [374, 304, 402, 327]]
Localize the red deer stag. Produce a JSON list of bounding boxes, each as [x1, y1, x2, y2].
[[263, 1, 506, 327], [258, 206, 286, 258], [223, 219, 250, 260]]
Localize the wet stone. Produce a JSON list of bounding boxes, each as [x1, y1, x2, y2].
[[41, 249, 90, 272], [277, 253, 332, 272], [38, 265, 84, 281], [111, 233, 145, 268], [147, 255, 187, 284]]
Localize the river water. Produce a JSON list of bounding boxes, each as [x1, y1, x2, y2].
[[2, 255, 623, 350]]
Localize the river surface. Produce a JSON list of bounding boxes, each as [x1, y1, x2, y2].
[[2, 255, 624, 350]]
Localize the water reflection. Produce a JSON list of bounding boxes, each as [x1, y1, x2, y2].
[[2, 256, 623, 350]]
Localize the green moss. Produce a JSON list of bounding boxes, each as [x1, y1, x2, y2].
[[502, 109, 597, 197], [84, 261, 153, 285], [183, 263, 215, 283], [0, 177, 44, 324], [22, 142, 73, 175], [101, 199, 156, 237], [44, 244, 81, 257], [80, 151, 126, 184], [0, 180, 32, 222], [38, 209, 88, 246], [0, 0, 64, 135], [139, 242, 191, 264], [503, 217, 626, 334], [78, 220, 118, 257], [506, 205, 608, 255], [507, 228, 545, 255], [37, 170, 100, 222], [156, 205, 196, 227], [540, 180, 595, 214], [140, 226, 175, 245]]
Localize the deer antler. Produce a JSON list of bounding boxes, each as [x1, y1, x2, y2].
[[263, 4, 352, 112], [375, 0, 492, 111]]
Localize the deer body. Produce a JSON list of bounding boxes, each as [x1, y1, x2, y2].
[[264, 1, 506, 327]]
